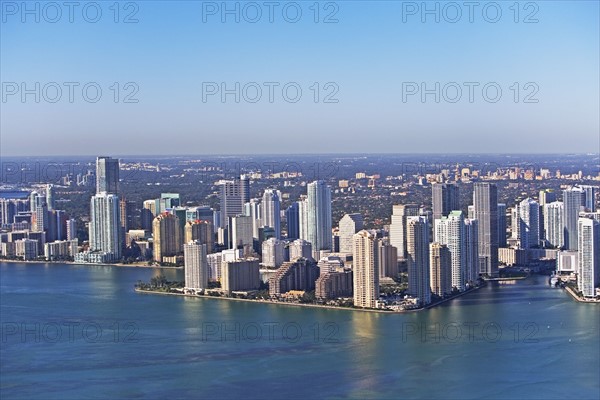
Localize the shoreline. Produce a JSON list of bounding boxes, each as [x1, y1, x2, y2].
[[564, 285, 600, 304], [135, 285, 486, 314], [0, 259, 182, 269]]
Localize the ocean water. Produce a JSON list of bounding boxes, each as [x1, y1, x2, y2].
[[1, 262, 598, 399]]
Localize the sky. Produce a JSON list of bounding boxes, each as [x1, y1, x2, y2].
[[1, 0, 599, 156]]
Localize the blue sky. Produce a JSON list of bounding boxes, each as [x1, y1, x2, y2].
[[1, 0, 598, 156]]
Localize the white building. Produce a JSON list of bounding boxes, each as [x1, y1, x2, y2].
[[389, 204, 420, 259], [15, 239, 38, 260], [261, 189, 281, 239], [289, 239, 312, 261], [184, 241, 208, 290], [406, 216, 431, 306], [516, 198, 540, 249], [338, 213, 363, 255], [577, 216, 600, 297], [352, 230, 379, 308], [305, 181, 332, 257], [544, 201, 564, 248], [89, 193, 121, 262], [262, 237, 285, 268]]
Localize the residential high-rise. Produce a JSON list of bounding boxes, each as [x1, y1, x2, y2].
[[89, 193, 121, 261], [119, 198, 136, 234], [262, 237, 286, 268], [516, 198, 540, 249], [473, 182, 499, 277], [580, 185, 597, 212], [389, 204, 420, 259], [269, 257, 319, 296], [261, 189, 281, 239], [66, 219, 77, 241], [142, 199, 159, 231], [406, 216, 431, 306], [497, 203, 507, 247], [430, 242, 452, 297], [434, 211, 466, 291], [184, 220, 213, 254], [577, 215, 600, 297], [432, 183, 460, 220], [221, 258, 260, 293], [563, 187, 584, 250], [377, 240, 398, 278], [231, 215, 254, 253], [218, 176, 250, 228], [306, 181, 332, 256], [464, 219, 479, 283], [289, 239, 312, 261], [544, 201, 564, 248], [352, 230, 380, 308], [338, 213, 363, 254], [243, 199, 262, 239], [285, 202, 300, 240], [315, 269, 353, 300], [184, 241, 208, 290], [46, 184, 55, 211], [96, 156, 119, 194], [152, 213, 181, 263]]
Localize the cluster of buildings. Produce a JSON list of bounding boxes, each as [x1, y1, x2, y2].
[[2, 156, 598, 305]]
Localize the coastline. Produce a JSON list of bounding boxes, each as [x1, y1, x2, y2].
[[0, 259, 181, 269], [564, 285, 600, 304]]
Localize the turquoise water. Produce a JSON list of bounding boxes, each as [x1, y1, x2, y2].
[[1, 262, 598, 399]]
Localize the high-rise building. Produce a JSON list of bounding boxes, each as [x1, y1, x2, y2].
[[243, 199, 262, 239], [580, 185, 598, 212], [152, 213, 181, 263], [377, 240, 398, 278], [352, 230, 380, 308], [96, 156, 119, 194], [231, 215, 254, 252], [306, 181, 332, 256], [32, 203, 48, 233], [464, 219, 479, 283], [516, 198, 540, 249], [262, 237, 286, 268], [184, 220, 213, 254], [218, 176, 250, 228], [338, 213, 363, 254], [473, 182, 499, 277], [434, 211, 466, 291], [289, 239, 312, 261], [563, 187, 584, 250], [577, 215, 600, 297], [261, 189, 281, 239], [142, 199, 159, 231], [269, 257, 319, 296], [221, 258, 260, 293], [432, 183, 460, 220], [389, 204, 420, 259], [184, 241, 208, 290], [66, 219, 77, 241], [285, 202, 300, 240], [15, 238, 38, 260], [46, 184, 55, 211], [544, 201, 564, 248], [406, 216, 431, 306], [298, 198, 309, 241], [89, 193, 121, 261], [430, 242, 452, 297], [315, 269, 353, 300], [498, 203, 507, 247]]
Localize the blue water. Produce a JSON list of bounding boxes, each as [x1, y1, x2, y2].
[[1, 262, 599, 399]]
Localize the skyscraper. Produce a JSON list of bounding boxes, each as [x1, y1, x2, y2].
[[406, 216, 431, 306], [434, 211, 466, 291], [184, 241, 208, 290], [285, 202, 300, 240], [544, 201, 564, 248], [262, 237, 286, 268], [577, 215, 600, 297], [497, 203, 507, 247], [46, 184, 55, 211], [231, 215, 254, 253], [352, 230, 379, 308], [306, 181, 332, 256], [389, 204, 420, 259], [430, 242, 452, 297], [261, 189, 281, 239], [377, 240, 398, 278], [218, 176, 250, 228], [473, 183, 499, 277], [184, 220, 213, 254], [563, 187, 584, 250], [516, 198, 540, 249], [289, 239, 312, 261], [89, 193, 121, 261], [432, 183, 460, 220], [152, 213, 181, 262], [580, 185, 597, 212], [464, 219, 479, 283], [338, 213, 364, 254], [96, 156, 119, 194]]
